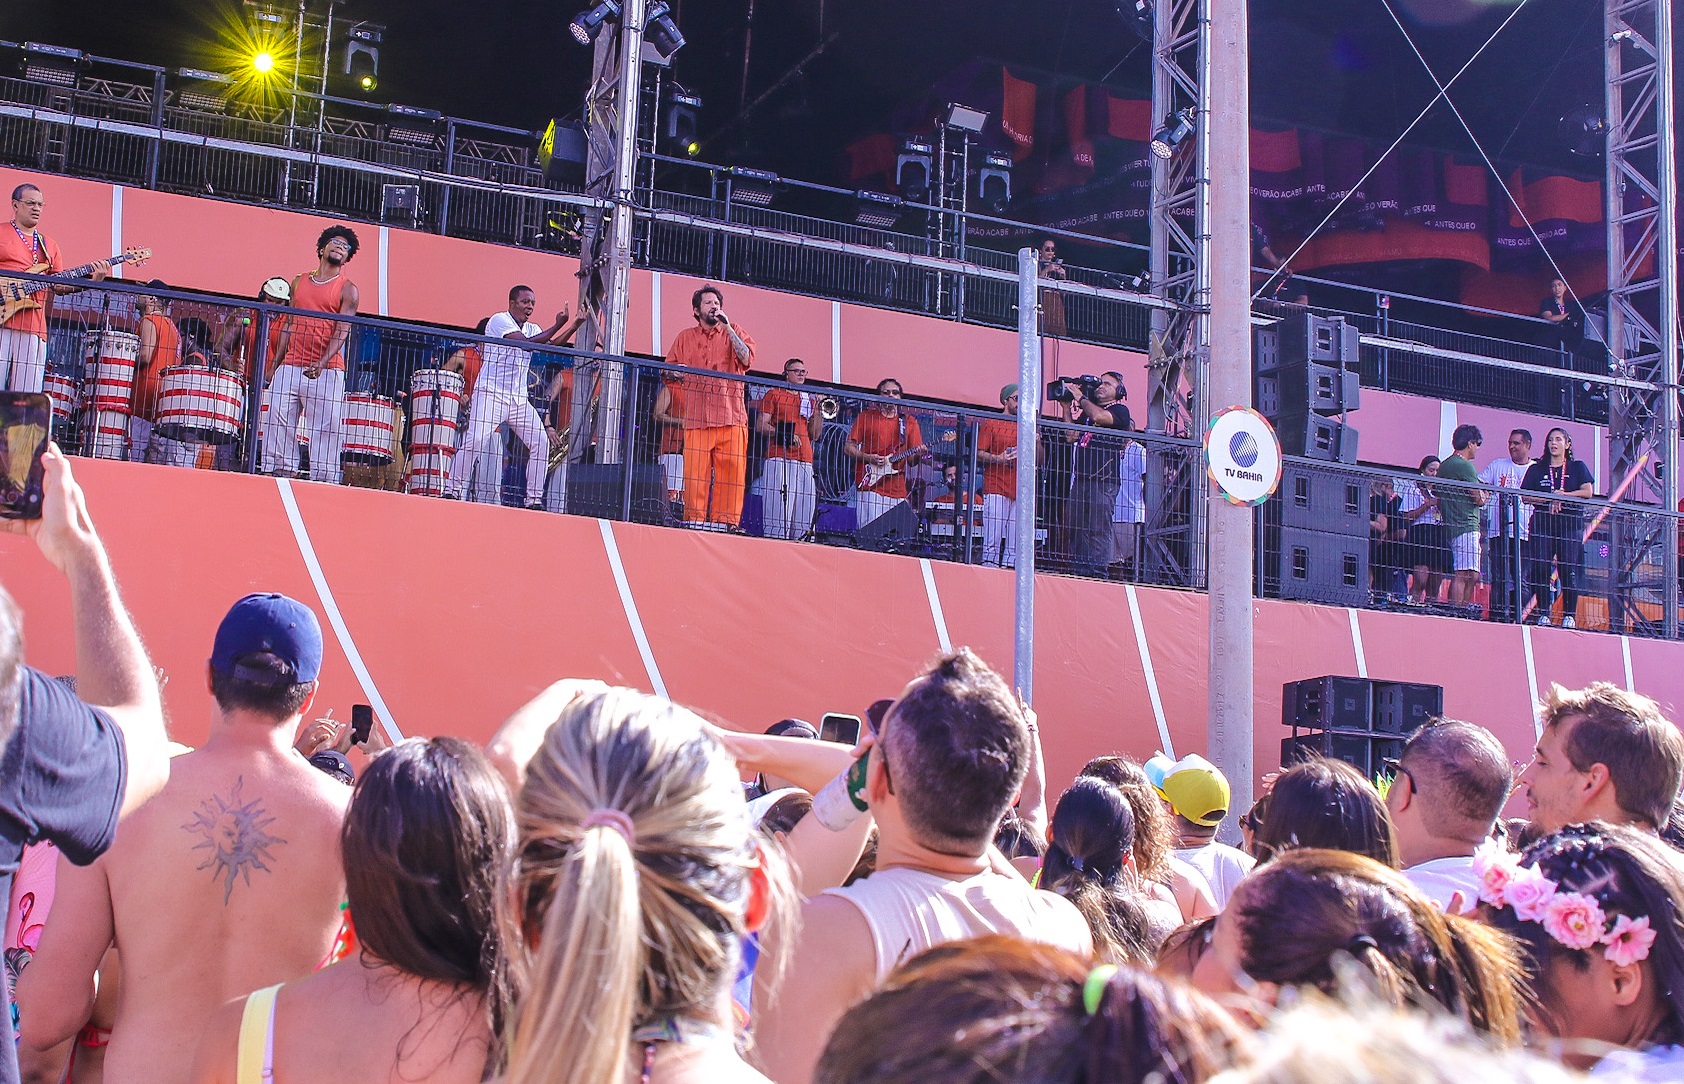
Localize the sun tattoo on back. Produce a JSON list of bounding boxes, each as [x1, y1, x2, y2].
[[181, 777, 287, 904]]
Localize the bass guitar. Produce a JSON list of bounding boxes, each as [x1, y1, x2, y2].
[[0, 246, 153, 325]]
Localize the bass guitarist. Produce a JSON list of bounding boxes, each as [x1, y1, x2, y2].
[[0, 183, 110, 392], [846, 377, 928, 529]]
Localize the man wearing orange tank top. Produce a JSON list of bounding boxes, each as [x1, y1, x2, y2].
[[265, 227, 359, 485], [127, 285, 196, 468], [0, 183, 109, 393]]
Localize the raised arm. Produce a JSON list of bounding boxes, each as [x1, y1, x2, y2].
[[484, 679, 609, 792]]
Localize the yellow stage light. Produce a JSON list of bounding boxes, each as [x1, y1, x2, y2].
[[252, 50, 275, 73]]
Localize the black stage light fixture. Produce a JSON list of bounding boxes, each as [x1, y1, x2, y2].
[[21, 43, 82, 88], [1115, 0, 1153, 42], [343, 23, 382, 93], [645, 1, 687, 60], [664, 90, 702, 156], [385, 103, 444, 148], [976, 152, 1012, 214], [175, 67, 235, 113], [1150, 107, 1196, 159], [854, 190, 903, 229], [727, 166, 781, 207], [1559, 106, 1607, 158], [895, 138, 932, 203], [942, 102, 988, 134], [569, 0, 621, 45]]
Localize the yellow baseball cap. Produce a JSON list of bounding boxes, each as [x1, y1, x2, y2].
[[1144, 752, 1231, 827]]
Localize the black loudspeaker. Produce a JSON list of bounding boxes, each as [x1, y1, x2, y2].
[[1278, 312, 1361, 366], [1275, 410, 1358, 463], [1282, 733, 1402, 777], [1253, 325, 1282, 374], [1373, 681, 1444, 734], [537, 119, 589, 185], [1265, 525, 1369, 607], [855, 500, 919, 548], [1284, 676, 1373, 730], [1274, 465, 1369, 535], [1262, 360, 1360, 415], [565, 463, 667, 524]]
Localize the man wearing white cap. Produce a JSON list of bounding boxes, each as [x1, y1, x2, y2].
[[1146, 752, 1255, 909]]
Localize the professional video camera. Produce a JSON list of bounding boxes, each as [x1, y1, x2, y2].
[[1046, 374, 1103, 403]]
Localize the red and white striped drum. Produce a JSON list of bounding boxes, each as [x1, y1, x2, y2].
[[156, 366, 246, 444], [80, 409, 129, 460], [342, 393, 397, 464], [42, 371, 78, 423], [409, 368, 465, 451], [82, 330, 140, 413], [405, 447, 456, 496]]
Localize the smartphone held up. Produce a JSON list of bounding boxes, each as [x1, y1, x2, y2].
[[0, 391, 51, 520]]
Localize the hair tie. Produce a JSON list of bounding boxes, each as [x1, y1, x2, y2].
[[582, 808, 637, 846], [1069, 854, 1085, 872], [1082, 964, 1118, 1016], [1347, 933, 1379, 954]]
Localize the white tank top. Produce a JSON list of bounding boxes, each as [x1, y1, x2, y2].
[[823, 866, 1094, 983]]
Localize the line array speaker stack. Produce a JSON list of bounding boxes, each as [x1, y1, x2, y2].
[[1257, 313, 1368, 606], [1280, 675, 1444, 777]]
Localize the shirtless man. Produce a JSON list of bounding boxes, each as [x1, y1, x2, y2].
[[16, 594, 351, 1084]]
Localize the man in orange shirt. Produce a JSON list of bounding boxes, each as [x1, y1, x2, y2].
[[664, 285, 755, 529], [128, 285, 195, 468], [975, 383, 1021, 566], [266, 226, 359, 485], [846, 377, 928, 529], [0, 183, 109, 392], [754, 358, 825, 540]]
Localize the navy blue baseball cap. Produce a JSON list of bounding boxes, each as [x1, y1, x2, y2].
[[210, 593, 323, 685]]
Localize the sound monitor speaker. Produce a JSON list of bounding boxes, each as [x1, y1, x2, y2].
[[537, 119, 589, 185], [1373, 681, 1444, 734], [1275, 410, 1358, 463], [1284, 675, 1373, 731], [565, 463, 667, 524], [855, 500, 919, 549], [1273, 465, 1369, 535], [1278, 312, 1361, 366], [1268, 359, 1360, 415], [1264, 526, 1368, 607], [1253, 325, 1282, 374], [1281, 732, 1403, 778]]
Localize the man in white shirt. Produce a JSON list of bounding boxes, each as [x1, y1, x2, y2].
[[1111, 438, 1146, 579], [1384, 718, 1512, 911], [1478, 428, 1532, 622], [448, 286, 574, 508], [1148, 752, 1255, 909]]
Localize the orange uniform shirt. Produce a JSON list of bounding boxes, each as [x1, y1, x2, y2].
[[976, 416, 1018, 497], [849, 409, 922, 499], [282, 274, 351, 371], [758, 386, 818, 465], [658, 381, 689, 456], [664, 322, 755, 429], [134, 312, 182, 418], [0, 224, 63, 339]]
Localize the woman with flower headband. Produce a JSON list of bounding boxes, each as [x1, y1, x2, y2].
[[1476, 823, 1684, 1071]]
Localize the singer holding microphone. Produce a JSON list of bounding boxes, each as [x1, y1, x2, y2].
[[664, 284, 756, 530]]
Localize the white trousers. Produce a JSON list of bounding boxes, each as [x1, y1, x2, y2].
[[658, 452, 684, 498], [982, 492, 1017, 566], [128, 417, 198, 468], [264, 365, 345, 484], [0, 329, 46, 392], [758, 457, 816, 540], [451, 389, 548, 503]]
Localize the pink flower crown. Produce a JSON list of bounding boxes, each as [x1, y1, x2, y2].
[[1472, 840, 1656, 967]]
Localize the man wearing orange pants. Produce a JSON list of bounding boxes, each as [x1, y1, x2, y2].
[[664, 285, 756, 528]]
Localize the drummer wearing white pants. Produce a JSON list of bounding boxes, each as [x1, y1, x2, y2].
[[449, 286, 576, 508], [265, 225, 360, 485]]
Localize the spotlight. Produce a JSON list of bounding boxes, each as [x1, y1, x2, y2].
[[343, 23, 382, 94], [1150, 107, 1195, 159], [175, 67, 235, 113], [663, 90, 701, 156], [385, 104, 443, 148], [1115, 0, 1153, 41], [942, 103, 988, 134], [976, 152, 1012, 214], [854, 190, 904, 229], [252, 50, 276, 74], [727, 167, 781, 207], [645, 1, 686, 60], [21, 43, 83, 88], [1559, 106, 1607, 158], [895, 138, 932, 203], [569, 0, 621, 45]]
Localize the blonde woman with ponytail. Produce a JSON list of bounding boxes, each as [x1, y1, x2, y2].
[[492, 683, 786, 1084]]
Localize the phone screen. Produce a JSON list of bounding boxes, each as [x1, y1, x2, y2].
[[819, 713, 862, 746], [0, 392, 50, 520], [350, 704, 374, 746]]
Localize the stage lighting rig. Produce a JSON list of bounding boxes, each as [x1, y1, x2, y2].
[[663, 89, 702, 156], [1150, 108, 1195, 159], [976, 152, 1012, 215], [569, 0, 621, 45], [344, 22, 382, 93], [895, 139, 933, 203], [20, 43, 83, 88], [645, 2, 686, 60], [942, 103, 988, 134]]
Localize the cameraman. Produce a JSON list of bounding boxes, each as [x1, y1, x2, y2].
[[1057, 371, 1132, 577], [754, 357, 825, 540]]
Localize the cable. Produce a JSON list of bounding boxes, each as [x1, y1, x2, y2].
[[1252, 0, 1537, 302]]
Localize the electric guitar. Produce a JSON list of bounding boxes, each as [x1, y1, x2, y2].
[[0, 247, 153, 324], [862, 446, 925, 489]]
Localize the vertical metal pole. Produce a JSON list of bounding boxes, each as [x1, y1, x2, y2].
[[1654, 0, 1679, 637], [1013, 249, 1043, 702], [147, 70, 163, 190], [438, 119, 455, 235], [596, 0, 647, 464], [1205, 0, 1254, 832]]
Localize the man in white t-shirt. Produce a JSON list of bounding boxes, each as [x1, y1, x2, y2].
[[1148, 752, 1255, 909], [1384, 718, 1512, 911], [447, 286, 575, 508], [1111, 438, 1146, 579], [1478, 428, 1532, 623]]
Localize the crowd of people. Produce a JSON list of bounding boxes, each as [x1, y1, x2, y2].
[[6, 448, 1684, 1084], [1373, 423, 1600, 626]]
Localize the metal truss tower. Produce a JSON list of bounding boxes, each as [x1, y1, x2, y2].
[[1604, 0, 1679, 637]]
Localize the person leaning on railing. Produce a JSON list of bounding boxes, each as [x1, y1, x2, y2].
[[1521, 427, 1595, 628]]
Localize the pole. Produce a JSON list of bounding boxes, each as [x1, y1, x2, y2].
[[1204, 0, 1254, 833], [1013, 248, 1043, 702], [593, 0, 646, 464]]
